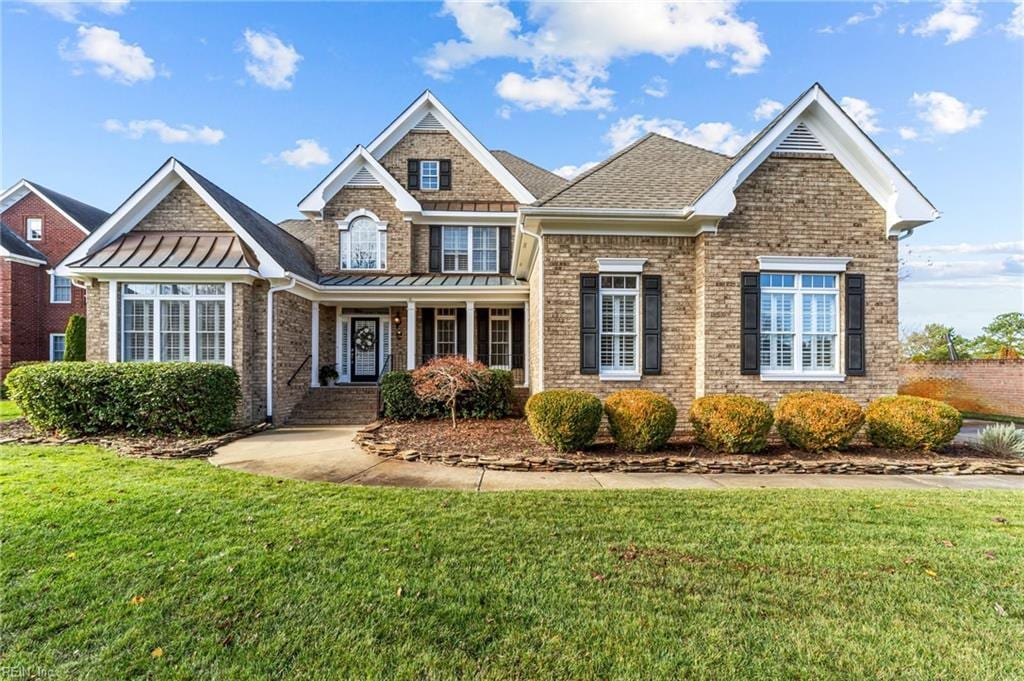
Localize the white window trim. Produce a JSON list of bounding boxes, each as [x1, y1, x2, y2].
[[434, 307, 458, 357], [441, 225, 499, 274], [598, 275, 641, 381], [120, 283, 232, 365], [759, 272, 844, 381], [597, 257, 646, 273], [26, 217, 43, 241], [335, 312, 392, 384], [49, 273, 72, 304], [337, 209, 388, 271], [420, 160, 440, 191], [49, 333, 65, 362], [488, 307, 511, 370], [756, 256, 851, 273]]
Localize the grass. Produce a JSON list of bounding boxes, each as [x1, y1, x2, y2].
[[0, 399, 21, 421], [961, 411, 1022, 424], [2, 445, 1022, 680]]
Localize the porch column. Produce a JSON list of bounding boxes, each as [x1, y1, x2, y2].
[[406, 301, 416, 370], [465, 301, 475, 362], [310, 302, 319, 385], [107, 280, 118, 362], [522, 301, 529, 388]]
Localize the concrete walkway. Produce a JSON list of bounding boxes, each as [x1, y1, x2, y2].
[[208, 426, 1024, 492]]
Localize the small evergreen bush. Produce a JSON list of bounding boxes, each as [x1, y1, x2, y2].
[[525, 389, 603, 452], [604, 389, 677, 453], [690, 395, 774, 454], [865, 395, 962, 450], [774, 391, 864, 451], [64, 315, 86, 361]]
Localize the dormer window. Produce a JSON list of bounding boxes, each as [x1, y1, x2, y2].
[[338, 210, 388, 270], [420, 160, 440, 191]]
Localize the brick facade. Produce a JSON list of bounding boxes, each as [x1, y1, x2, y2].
[[133, 183, 229, 232], [271, 290, 313, 424], [315, 187, 411, 275], [899, 360, 1024, 418]]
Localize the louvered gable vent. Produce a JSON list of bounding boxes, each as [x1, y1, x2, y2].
[[345, 167, 380, 187], [775, 122, 828, 154], [413, 111, 445, 132]]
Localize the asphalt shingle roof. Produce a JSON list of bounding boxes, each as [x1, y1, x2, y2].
[[490, 150, 568, 200], [535, 133, 732, 210], [1, 222, 47, 262], [27, 182, 110, 232]]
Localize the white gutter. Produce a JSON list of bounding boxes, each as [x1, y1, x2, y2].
[[517, 219, 544, 390], [519, 206, 695, 219], [266, 275, 298, 422]]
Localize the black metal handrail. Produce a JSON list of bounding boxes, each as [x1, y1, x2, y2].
[[287, 354, 312, 386]]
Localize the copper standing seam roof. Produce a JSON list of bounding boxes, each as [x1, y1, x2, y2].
[[70, 231, 259, 269], [419, 201, 520, 212]]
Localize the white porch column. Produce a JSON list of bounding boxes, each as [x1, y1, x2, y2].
[[406, 301, 416, 370], [107, 280, 118, 362], [310, 301, 320, 385], [465, 301, 475, 362], [522, 301, 529, 388]]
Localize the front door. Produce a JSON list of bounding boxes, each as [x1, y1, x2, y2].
[[350, 318, 379, 382]]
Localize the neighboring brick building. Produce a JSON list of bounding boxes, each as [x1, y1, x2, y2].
[[1, 181, 109, 384], [59, 84, 938, 426]]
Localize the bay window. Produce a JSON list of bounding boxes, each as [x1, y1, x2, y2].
[[760, 273, 839, 376], [121, 283, 229, 364], [340, 214, 387, 270], [599, 275, 639, 378], [442, 226, 498, 273]]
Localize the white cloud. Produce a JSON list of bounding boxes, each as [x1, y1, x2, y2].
[[643, 76, 669, 98], [552, 161, 599, 179], [901, 255, 1024, 288], [911, 91, 986, 134], [898, 126, 919, 140], [59, 25, 155, 85], [839, 96, 883, 134], [25, 0, 128, 23], [604, 115, 751, 155], [264, 139, 331, 168], [495, 72, 613, 113], [1005, 0, 1024, 37], [497, 105, 513, 120], [242, 29, 301, 90], [753, 98, 783, 121], [847, 2, 886, 26], [103, 119, 224, 144], [423, 1, 769, 111], [913, 0, 982, 44], [912, 240, 1024, 255]]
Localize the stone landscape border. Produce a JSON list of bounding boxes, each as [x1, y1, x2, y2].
[[356, 423, 1024, 476]]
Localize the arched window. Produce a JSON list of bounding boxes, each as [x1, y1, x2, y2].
[[339, 211, 387, 270]]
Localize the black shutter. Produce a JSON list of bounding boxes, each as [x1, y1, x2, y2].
[[740, 272, 760, 375], [439, 159, 451, 190], [407, 159, 420, 190], [457, 308, 467, 356], [498, 226, 512, 273], [580, 274, 599, 374], [511, 307, 525, 373], [421, 308, 434, 362], [475, 307, 488, 363], [429, 226, 442, 272], [845, 273, 866, 376], [643, 275, 662, 375]]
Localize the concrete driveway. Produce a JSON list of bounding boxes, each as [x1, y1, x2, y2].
[[208, 426, 1024, 492]]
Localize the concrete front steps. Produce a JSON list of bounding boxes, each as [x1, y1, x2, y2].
[[287, 385, 380, 425]]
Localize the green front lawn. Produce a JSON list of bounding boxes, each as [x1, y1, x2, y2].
[[0, 400, 21, 421], [2, 445, 1021, 679]]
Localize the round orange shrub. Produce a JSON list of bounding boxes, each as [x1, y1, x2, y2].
[[689, 395, 773, 454], [604, 389, 677, 453], [774, 391, 864, 452], [865, 395, 962, 450]]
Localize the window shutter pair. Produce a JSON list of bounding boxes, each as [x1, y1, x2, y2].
[[578, 274, 662, 375], [428, 226, 442, 272], [407, 160, 420, 190], [439, 160, 451, 190]]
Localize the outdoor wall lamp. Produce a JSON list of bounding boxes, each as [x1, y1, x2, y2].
[[393, 313, 403, 338]]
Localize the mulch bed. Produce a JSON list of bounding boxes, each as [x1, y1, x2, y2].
[[0, 417, 271, 459], [359, 418, 1024, 475]]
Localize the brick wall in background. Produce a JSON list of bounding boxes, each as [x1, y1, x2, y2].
[[899, 360, 1024, 418]]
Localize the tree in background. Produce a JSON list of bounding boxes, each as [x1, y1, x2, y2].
[[901, 324, 971, 361], [63, 315, 86, 361], [967, 312, 1024, 358]]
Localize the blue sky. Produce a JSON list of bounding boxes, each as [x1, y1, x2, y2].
[[3, 1, 1022, 334]]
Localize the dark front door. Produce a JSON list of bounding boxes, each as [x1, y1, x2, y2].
[[350, 318, 379, 382]]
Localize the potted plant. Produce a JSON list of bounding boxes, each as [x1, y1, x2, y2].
[[319, 364, 339, 386]]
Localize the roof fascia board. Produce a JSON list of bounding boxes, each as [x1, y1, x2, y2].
[[0, 180, 93, 236], [411, 211, 518, 226], [66, 267, 259, 281], [365, 92, 535, 204], [1, 252, 47, 267], [298, 146, 421, 214]]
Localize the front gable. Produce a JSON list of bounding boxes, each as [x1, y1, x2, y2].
[[132, 182, 232, 233]]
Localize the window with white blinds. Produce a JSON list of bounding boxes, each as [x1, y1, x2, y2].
[[121, 283, 229, 364], [760, 273, 839, 375], [599, 275, 639, 377]]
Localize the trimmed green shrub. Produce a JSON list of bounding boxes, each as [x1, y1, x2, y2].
[[690, 395, 773, 454], [774, 391, 864, 452], [381, 371, 433, 420], [604, 389, 677, 453], [525, 389, 602, 452], [4, 362, 240, 436], [462, 369, 514, 419], [974, 422, 1024, 458], [64, 314, 86, 361], [383, 367, 512, 421], [865, 395, 962, 450]]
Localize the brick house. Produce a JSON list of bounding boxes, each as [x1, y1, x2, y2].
[[57, 83, 938, 425], [1, 181, 110, 383]]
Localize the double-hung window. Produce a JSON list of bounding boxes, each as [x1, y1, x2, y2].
[[121, 283, 229, 364], [599, 275, 639, 378], [340, 215, 387, 270], [420, 160, 440, 191], [442, 226, 498, 273], [435, 308, 457, 357], [489, 308, 511, 369], [49, 334, 65, 361], [760, 273, 839, 376], [50, 274, 72, 303], [26, 217, 42, 241]]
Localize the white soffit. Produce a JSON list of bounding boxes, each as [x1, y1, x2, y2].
[[297, 146, 420, 214]]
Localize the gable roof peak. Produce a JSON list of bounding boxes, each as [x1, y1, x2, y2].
[[0, 178, 110, 234]]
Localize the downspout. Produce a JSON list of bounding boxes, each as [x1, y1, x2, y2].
[[896, 228, 915, 241], [517, 220, 544, 391], [266, 275, 297, 423]]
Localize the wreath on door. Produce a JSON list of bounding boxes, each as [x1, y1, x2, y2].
[[354, 325, 376, 352]]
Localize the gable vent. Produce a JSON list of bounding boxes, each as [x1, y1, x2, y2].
[[775, 122, 828, 154], [413, 111, 446, 132], [345, 167, 380, 188]]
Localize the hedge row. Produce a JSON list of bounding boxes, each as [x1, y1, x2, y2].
[[4, 362, 241, 436], [380, 368, 513, 421]]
